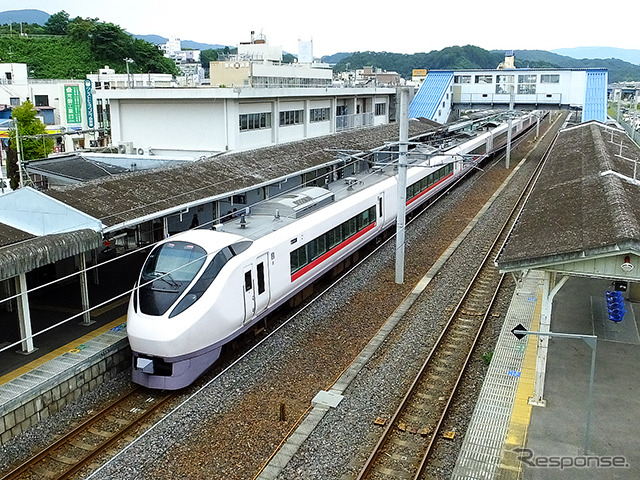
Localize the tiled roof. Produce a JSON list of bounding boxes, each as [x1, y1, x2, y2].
[[498, 122, 640, 270], [47, 122, 439, 228]]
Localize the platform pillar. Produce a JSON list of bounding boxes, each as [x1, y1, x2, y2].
[[14, 273, 36, 354], [78, 252, 94, 326], [530, 271, 568, 406]]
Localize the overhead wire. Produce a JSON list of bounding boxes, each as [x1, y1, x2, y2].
[[1, 113, 531, 354]]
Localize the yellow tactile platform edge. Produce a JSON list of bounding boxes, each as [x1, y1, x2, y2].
[[0, 316, 127, 387], [497, 287, 542, 480]]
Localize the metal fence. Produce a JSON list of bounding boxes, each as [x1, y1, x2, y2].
[[336, 112, 374, 131]]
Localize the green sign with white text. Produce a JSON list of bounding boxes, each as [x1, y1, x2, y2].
[[65, 85, 82, 124]]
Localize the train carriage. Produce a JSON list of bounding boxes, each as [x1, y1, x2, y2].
[[128, 111, 542, 389]]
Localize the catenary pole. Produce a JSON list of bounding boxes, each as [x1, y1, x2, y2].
[[395, 87, 409, 284]]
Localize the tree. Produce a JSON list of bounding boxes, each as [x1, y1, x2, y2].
[[68, 16, 96, 41], [90, 22, 132, 62], [8, 100, 54, 189], [44, 10, 70, 35]]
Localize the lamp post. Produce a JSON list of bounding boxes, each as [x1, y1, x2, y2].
[[124, 58, 134, 88]]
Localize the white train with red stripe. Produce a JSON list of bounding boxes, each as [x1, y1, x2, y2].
[[127, 111, 540, 389]]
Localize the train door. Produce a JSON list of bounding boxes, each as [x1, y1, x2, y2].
[[377, 193, 384, 225], [254, 253, 270, 315], [242, 264, 256, 323]]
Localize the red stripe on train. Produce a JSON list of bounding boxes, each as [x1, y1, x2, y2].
[[291, 222, 377, 282], [407, 171, 454, 206]]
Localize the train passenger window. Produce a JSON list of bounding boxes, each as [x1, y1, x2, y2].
[[328, 226, 341, 248], [346, 218, 357, 237], [314, 236, 326, 259], [245, 271, 252, 291], [257, 263, 265, 294], [307, 241, 318, 261]]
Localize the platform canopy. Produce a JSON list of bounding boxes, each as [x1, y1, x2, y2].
[[497, 121, 640, 282], [0, 228, 102, 281]]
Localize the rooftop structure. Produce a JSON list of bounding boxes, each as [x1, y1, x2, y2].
[[410, 54, 608, 124], [97, 86, 394, 157], [210, 33, 332, 89], [86, 66, 173, 90]]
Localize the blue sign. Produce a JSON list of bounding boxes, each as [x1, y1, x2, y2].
[[84, 79, 95, 129], [507, 370, 521, 377]]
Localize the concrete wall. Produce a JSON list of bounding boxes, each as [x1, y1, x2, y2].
[[116, 99, 228, 152]]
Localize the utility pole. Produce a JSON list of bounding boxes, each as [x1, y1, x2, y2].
[[0, 148, 5, 194], [633, 91, 639, 144], [395, 87, 410, 284], [14, 118, 24, 188], [506, 83, 515, 169]]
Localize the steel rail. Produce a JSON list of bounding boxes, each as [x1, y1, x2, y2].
[[356, 112, 562, 480], [1, 388, 174, 480]]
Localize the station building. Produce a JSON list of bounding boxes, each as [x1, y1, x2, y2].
[[411, 66, 608, 124], [100, 86, 394, 157]]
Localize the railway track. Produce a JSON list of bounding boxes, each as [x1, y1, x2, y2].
[[1, 388, 174, 480], [0, 114, 563, 480], [355, 121, 558, 480]]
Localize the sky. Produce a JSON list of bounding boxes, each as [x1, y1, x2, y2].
[[3, 0, 637, 58]]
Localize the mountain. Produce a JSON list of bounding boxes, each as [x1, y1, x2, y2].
[[552, 47, 640, 66], [510, 50, 640, 82], [0, 9, 230, 51], [0, 9, 49, 25], [321, 52, 353, 64], [328, 47, 640, 83], [130, 34, 228, 51]]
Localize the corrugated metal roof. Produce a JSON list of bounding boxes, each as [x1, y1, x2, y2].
[[27, 154, 130, 182], [0, 228, 102, 280], [498, 122, 640, 271], [409, 71, 454, 120], [582, 69, 608, 123]]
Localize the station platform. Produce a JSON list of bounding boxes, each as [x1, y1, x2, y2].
[[0, 313, 129, 445], [0, 254, 138, 446], [452, 273, 639, 479]]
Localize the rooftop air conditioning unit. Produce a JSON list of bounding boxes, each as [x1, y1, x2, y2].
[[118, 141, 134, 154], [137, 147, 153, 155]]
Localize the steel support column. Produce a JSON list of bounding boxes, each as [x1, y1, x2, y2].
[[78, 252, 94, 326], [14, 273, 36, 354], [529, 271, 568, 406]]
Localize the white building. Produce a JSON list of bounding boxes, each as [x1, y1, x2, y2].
[[210, 33, 333, 88], [160, 37, 205, 86], [0, 63, 96, 153], [97, 86, 394, 157], [86, 66, 173, 90], [411, 67, 609, 124]]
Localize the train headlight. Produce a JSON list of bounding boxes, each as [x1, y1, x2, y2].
[[169, 293, 199, 318]]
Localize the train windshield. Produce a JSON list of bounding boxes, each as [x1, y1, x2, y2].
[[138, 241, 208, 316]]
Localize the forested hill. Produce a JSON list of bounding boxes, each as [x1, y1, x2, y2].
[[325, 46, 640, 83], [0, 11, 178, 78]]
